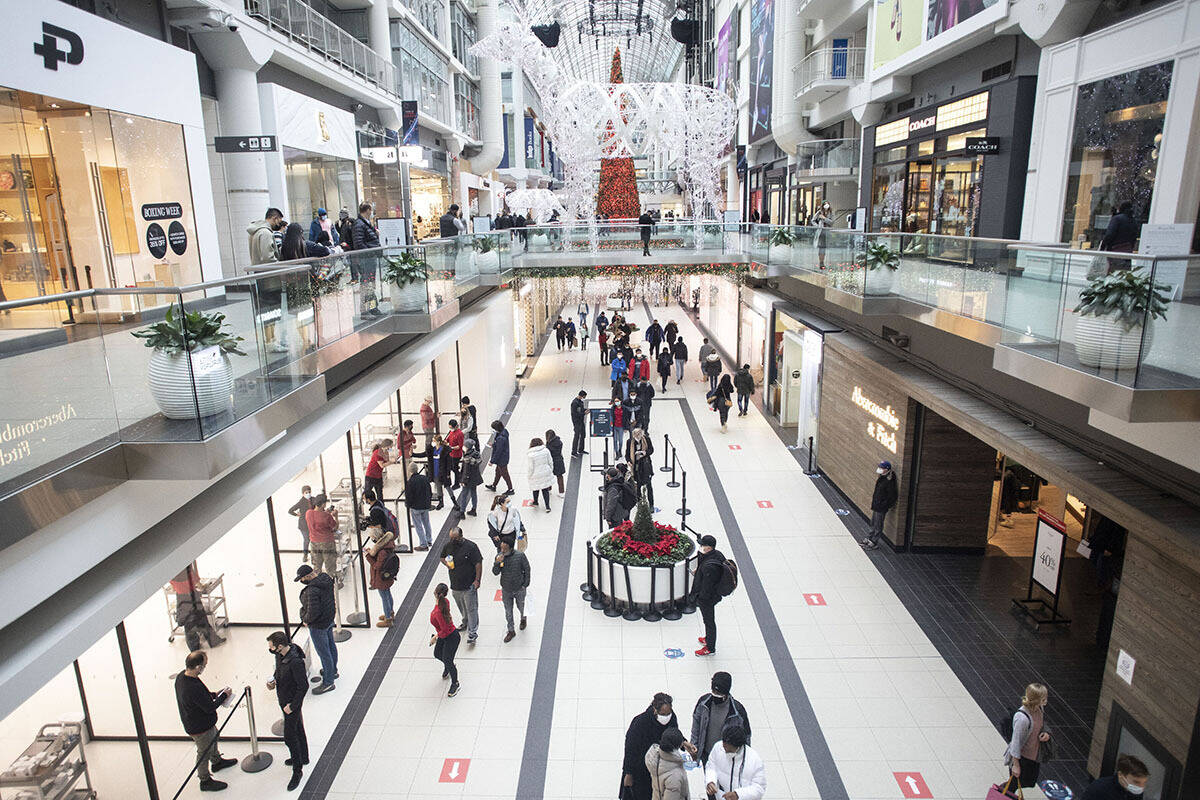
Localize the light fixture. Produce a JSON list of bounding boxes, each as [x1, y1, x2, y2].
[[49, 103, 59, 109]]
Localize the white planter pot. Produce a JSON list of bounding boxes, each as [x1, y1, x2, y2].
[[315, 292, 354, 346], [147, 348, 234, 420], [769, 244, 793, 264], [587, 540, 696, 608], [863, 267, 896, 296], [388, 281, 427, 313], [475, 249, 500, 273], [1074, 314, 1152, 371]]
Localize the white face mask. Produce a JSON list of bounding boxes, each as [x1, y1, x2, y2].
[[303, 492, 311, 498], [876, 468, 885, 475], [1125, 786, 1144, 796], [656, 713, 672, 725]]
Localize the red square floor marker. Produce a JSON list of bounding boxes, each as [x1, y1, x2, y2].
[[893, 772, 932, 798], [756, 500, 773, 509], [550, 407, 561, 411], [804, 593, 826, 606], [558, 379, 568, 384], [728, 444, 742, 450], [439, 758, 469, 783], [522, 499, 534, 507], [494, 589, 503, 601]]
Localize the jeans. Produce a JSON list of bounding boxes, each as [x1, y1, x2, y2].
[[572, 424, 586, 454], [612, 427, 625, 456], [282, 707, 308, 769], [378, 587, 394, 619], [434, 630, 460, 683], [299, 526, 310, 559], [718, 404, 730, 426], [699, 600, 717, 652], [866, 509, 887, 545], [309, 541, 338, 576], [737, 392, 750, 414], [502, 587, 527, 632], [531, 487, 550, 509], [190, 727, 222, 781], [457, 484, 478, 513], [309, 624, 338, 685], [410, 508, 432, 547], [660, 372, 669, 391], [451, 586, 479, 640], [675, 359, 685, 382], [708, 373, 719, 392], [650, 341, 661, 358]]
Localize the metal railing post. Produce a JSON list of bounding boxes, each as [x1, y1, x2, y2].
[[604, 558, 622, 617], [240, 687, 273, 772], [621, 564, 642, 621], [660, 434, 672, 472], [644, 566, 662, 622]]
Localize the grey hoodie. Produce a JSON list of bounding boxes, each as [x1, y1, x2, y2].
[[247, 219, 279, 265], [644, 744, 689, 800]]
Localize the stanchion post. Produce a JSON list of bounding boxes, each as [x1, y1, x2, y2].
[[331, 572, 352, 643], [666, 443, 679, 488], [240, 687, 273, 772], [590, 548, 608, 610], [676, 470, 691, 519], [345, 552, 367, 625], [620, 563, 642, 621], [807, 436, 815, 475], [582, 540, 596, 599], [660, 434, 672, 472], [604, 559, 622, 617], [663, 562, 682, 621], [681, 553, 697, 614], [644, 566, 662, 622]]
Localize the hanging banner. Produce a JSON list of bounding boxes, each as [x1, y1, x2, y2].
[[499, 112, 510, 169], [524, 115, 536, 168], [715, 15, 733, 98], [401, 100, 419, 146], [748, 0, 775, 142]]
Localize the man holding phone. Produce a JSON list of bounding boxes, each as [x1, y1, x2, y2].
[[174, 650, 236, 792]]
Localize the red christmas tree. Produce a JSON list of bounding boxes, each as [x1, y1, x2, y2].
[[596, 49, 641, 220]]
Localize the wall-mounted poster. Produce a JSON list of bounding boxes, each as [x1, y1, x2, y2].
[[927, 0, 998, 39], [715, 15, 734, 98], [873, 0, 927, 70], [749, 0, 774, 142]]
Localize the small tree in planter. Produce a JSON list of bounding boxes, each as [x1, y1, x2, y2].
[[857, 240, 900, 296], [474, 235, 500, 273], [132, 304, 246, 420], [1073, 268, 1170, 370], [767, 227, 797, 264], [383, 251, 429, 313]]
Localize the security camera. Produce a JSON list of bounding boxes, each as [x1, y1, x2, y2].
[[228, 22, 238, 32]]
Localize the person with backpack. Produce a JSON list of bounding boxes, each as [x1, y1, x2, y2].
[[691, 671, 752, 768], [693, 535, 731, 657], [602, 468, 627, 528], [363, 521, 398, 627], [455, 437, 483, 517], [733, 364, 756, 417], [1005, 683, 1051, 788], [492, 538, 531, 642]]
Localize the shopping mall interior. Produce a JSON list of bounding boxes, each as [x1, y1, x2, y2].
[[2, 1, 1200, 799]]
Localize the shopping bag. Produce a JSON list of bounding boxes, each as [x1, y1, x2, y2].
[[987, 776, 1023, 800], [1076, 539, 1092, 558], [516, 532, 528, 552]]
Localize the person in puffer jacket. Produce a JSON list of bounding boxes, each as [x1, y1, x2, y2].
[[526, 437, 555, 511], [644, 727, 693, 800], [704, 724, 766, 800]]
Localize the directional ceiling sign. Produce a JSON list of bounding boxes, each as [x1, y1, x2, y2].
[[214, 135, 277, 153]]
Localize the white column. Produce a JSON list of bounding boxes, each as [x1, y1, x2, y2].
[[214, 66, 272, 271]]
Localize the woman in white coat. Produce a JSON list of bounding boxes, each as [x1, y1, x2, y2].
[[704, 725, 765, 800], [486, 494, 524, 552], [526, 437, 555, 512]]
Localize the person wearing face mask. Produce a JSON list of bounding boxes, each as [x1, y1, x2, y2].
[[691, 672, 752, 768], [247, 207, 287, 265], [287, 485, 315, 562], [174, 650, 236, 792], [812, 201, 834, 270], [1082, 754, 1150, 799], [1005, 683, 1052, 788], [860, 461, 898, 550], [611, 398, 628, 458], [621, 693, 680, 800], [265, 631, 309, 791], [308, 208, 340, 247], [703, 724, 766, 800]]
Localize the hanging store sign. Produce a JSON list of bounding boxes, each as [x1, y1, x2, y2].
[[524, 115, 536, 168], [401, 100, 419, 145], [851, 385, 900, 454], [965, 137, 1000, 154], [360, 145, 398, 164]]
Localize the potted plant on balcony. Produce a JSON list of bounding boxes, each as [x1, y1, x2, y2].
[[383, 250, 428, 313], [703, 223, 724, 247], [474, 234, 500, 273], [589, 491, 695, 615], [1073, 268, 1170, 370], [858, 240, 900, 296], [767, 227, 797, 263], [132, 304, 246, 420]]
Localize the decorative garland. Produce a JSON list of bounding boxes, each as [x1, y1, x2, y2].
[[516, 263, 750, 280], [568, 238, 687, 251]]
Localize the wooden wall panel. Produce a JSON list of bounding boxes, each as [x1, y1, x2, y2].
[[912, 408, 994, 551]]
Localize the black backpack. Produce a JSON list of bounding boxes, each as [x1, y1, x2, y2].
[[381, 552, 400, 581], [620, 479, 639, 511], [998, 708, 1028, 741], [717, 558, 739, 597]]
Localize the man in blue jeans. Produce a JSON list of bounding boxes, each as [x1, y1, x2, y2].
[[404, 462, 434, 550], [296, 565, 338, 694]]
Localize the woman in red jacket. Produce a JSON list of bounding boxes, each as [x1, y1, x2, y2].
[[363, 440, 394, 502], [430, 583, 461, 697], [363, 531, 397, 627]]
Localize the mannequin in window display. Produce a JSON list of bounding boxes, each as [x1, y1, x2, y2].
[[172, 562, 226, 650]]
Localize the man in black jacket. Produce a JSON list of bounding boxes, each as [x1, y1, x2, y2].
[[174, 650, 236, 791], [405, 462, 434, 550], [266, 631, 309, 791], [553, 316, 567, 351], [350, 202, 382, 316], [295, 565, 338, 693], [693, 535, 725, 656], [570, 390, 588, 456], [638, 208, 654, 256], [602, 468, 626, 529], [733, 364, 756, 417], [439, 204, 465, 237], [690, 671, 751, 767], [1082, 754, 1150, 800], [861, 460, 899, 550], [634, 378, 654, 431]]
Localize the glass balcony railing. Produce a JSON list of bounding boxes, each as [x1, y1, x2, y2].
[[245, 0, 397, 97], [795, 138, 860, 173], [0, 244, 437, 500], [795, 46, 866, 97], [515, 220, 736, 256]]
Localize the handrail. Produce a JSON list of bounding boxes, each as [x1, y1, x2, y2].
[[1005, 243, 1195, 261]]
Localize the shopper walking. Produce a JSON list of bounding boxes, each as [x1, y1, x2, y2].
[[527, 437, 555, 511], [639, 208, 655, 256], [1082, 754, 1150, 800], [566, 319, 578, 349], [599, 328, 610, 365], [580, 320, 590, 351], [486, 420, 515, 494], [430, 583, 461, 697], [671, 337, 688, 384], [571, 390, 588, 456], [440, 527, 482, 645], [663, 320, 679, 350], [622, 693, 679, 800], [493, 538, 530, 642], [611, 398, 629, 458], [405, 462, 434, 551], [656, 347, 673, 393], [734, 364, 756, 416], [363, 525, 397, 627], [295, 565, 338, 693], [596, 310, 609, 335], [691, 671, 752, 767], [546, 429, 567, 495], [174, 651, 236, 792], [363, 440, 394, 502], [303, 494, 339, 576], [627, 427, 655, 508], [859, 460, 899, 550], [702, 353, 723, 393], [486, 494, 523, 552], [693, 535, 726, 656], [578, 299, 590, 328], [455, 437, 482, 516], [645, 319, 664, 358], [703, 725, 766, 800], [712, 374, 734, 432], [645, 727, 693, 800], [287, 486, 315, 562], [265, 631, 308, 791], [554, 316, 567, 351], [698, 337, 716, 366], [1006, 683, 1052, 788]]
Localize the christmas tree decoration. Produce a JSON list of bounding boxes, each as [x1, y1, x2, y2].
[[597, 49, 641, 220]]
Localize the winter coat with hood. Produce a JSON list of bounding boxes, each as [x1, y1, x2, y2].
[[664, 321, 679, 344], [671, 340, 688, 362], [702, 353, 723, 377], [247, 219, 279, 265], [603, 478, 626, 528], [299, 572, 337, 628], [611, 356, 628, 383], [691, 549, 727, 605], [691, 693, 752, 764], [703, 743, 766, 800], [527, 444, 554, 491], [644, 744, 689, 800], [734, 368, 756, 395], [364, 540, 397, 590], [489, 428, 510, 466], [622, 706, 680, 800], [546, 434, 566, 476]]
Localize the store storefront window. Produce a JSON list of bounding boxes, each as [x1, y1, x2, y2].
[[1060, 61, 1173, 247], [359, 131, 404, 219], [283, 148, 357, 230], [410, 167, 451, 240], [0, 87, 201, 309], [870, 162, 906, 232]]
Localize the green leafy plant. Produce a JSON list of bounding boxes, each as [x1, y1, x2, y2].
[[1074, 268, 1171, 331], [767, 227, 797, 247], [858, 241, 900, 272], [383, 251, 429, 288], [704, 224, 723, 237], [131, 304, 246, 356], [473, 235, 495, 254]]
